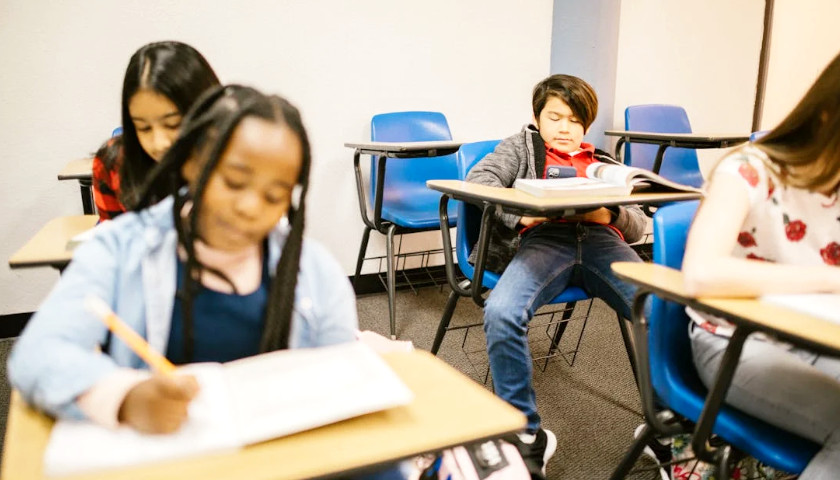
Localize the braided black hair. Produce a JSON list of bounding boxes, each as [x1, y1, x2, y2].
[[137, 85, 312, 360]]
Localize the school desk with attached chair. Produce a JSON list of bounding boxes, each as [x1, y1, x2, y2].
[[426, 177, 702, 384], [605, 104, 748, 190], [346, 132, 462, 340], [608, 201, 826, 479]]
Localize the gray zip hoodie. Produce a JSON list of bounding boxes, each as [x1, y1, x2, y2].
[[465, 125, 647, 272]]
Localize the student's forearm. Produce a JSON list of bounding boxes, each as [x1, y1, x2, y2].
[[683, 257, 840, 297]]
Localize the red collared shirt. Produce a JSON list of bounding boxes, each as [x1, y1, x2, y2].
[[544, 142, 598, 178], [522, 142, 623, 240]]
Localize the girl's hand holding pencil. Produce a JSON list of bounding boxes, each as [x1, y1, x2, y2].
[[118, 374, 200, 434], [85, 296, 200, 434]]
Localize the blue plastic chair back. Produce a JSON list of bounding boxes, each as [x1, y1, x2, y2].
[[454, 141, 501, 286], [369, 111, 459, 229], [625, 105, 703, 188], [750, 130, 769, 142], [112, 126, 123, 137], [454, 140, 588, 303], [651, 201, 818, 473]]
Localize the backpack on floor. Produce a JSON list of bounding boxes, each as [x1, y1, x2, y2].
[[418, 439, 530, 480]]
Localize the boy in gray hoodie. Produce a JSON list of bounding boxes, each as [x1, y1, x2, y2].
[[466, 74, 645, 479]]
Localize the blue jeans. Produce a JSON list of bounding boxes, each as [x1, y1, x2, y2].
[[691, 326, 840, 480], [484, 222, 641, 431]]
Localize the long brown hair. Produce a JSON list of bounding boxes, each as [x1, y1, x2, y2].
[[754, 51, 840, 189]]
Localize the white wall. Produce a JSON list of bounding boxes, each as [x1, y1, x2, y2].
[[760, 0, 840, 130], [0, 0, 553, 315], [611, 0, 764, 176], [550, 0, 622, 151]]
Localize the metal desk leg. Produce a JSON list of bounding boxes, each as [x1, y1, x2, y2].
[[385, 224, 398, 340], [614, 137, 627, 164], [651, 144, 669, 175], [79, 179, 95, 215]]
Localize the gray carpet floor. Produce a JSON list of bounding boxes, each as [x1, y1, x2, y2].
[[357, 285, 662, 480]]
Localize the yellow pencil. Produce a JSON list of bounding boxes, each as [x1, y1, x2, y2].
[[85, 295, 177, 376]]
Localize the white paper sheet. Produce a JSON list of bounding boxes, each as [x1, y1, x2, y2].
[[43, 342, 413, 476]]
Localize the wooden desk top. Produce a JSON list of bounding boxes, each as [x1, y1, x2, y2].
[[427, 180, 701, 216], [8, 215, 98, 269], [344, 141, 462, 158], [1, 350, 526, 480], [57, 158, 94, 181], [612, 262, 840, 354], [603, 130, 749, 146]]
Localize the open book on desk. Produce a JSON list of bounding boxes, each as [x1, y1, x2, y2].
[[43, 341, 414, 476], [514, 162, 702, 198]]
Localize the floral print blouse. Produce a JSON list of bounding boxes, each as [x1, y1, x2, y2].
[[689, 145, 840, 337]]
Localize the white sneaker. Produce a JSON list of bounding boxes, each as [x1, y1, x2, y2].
[[633, 423, 670, 480], [509, 428, 557, 479]]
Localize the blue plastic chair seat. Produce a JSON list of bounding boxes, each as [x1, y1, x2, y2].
[[380, 183, 458, 229], [456, 239, 589, 305], [651, 201, 819, 473]]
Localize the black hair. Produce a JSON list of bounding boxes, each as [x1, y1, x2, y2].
[[118, 41, 220, 210], [532, 74, 598, 131], [137, 85, 311, 359]]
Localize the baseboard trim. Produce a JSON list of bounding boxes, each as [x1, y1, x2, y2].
[[351, 265, 450, 296], [0, 312, 31, 339]]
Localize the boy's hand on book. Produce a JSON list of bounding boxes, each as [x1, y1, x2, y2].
[[118, 374, 200, 434], [565, 207, 612, 224], [519, 216, 549, 228]]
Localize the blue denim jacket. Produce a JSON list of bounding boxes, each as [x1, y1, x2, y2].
[[8, 196, 358, 420]]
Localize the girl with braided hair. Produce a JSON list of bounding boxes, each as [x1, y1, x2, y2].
[[9, 85, 358, 435]]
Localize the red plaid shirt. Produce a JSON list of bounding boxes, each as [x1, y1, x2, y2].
[[92, 139, 126, 221]]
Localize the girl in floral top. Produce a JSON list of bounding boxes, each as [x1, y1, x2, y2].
[[682, 51, 840, 479], [92, 41, 220, 220]]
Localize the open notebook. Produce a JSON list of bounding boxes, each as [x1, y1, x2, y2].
[[760, 293, 840, 325], [43, 342, 414, 476]]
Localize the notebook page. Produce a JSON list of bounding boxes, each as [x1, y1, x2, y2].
[[760, 293, 840, 325], [223, 341, 414, 445], [43, 363, 239, 477]]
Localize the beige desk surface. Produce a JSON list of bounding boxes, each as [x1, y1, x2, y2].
[[603, 130, 750, 145], [612, 262, 840, 354], [1, 350, 526, 480], [9, 215, 98, 269], [427, 179, 701, 215], [57, 158, 94, 181]]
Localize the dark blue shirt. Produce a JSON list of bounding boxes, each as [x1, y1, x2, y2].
[[167, 258, 269, 365]]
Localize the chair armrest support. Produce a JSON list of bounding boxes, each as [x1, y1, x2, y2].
[[438, 195, 470, 298], [468, 203, 498, 308], [631, 291, 685, 437], [691, 326, 753, 465], [353, 149, 377, 231], [614, 137, 627, 164]]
